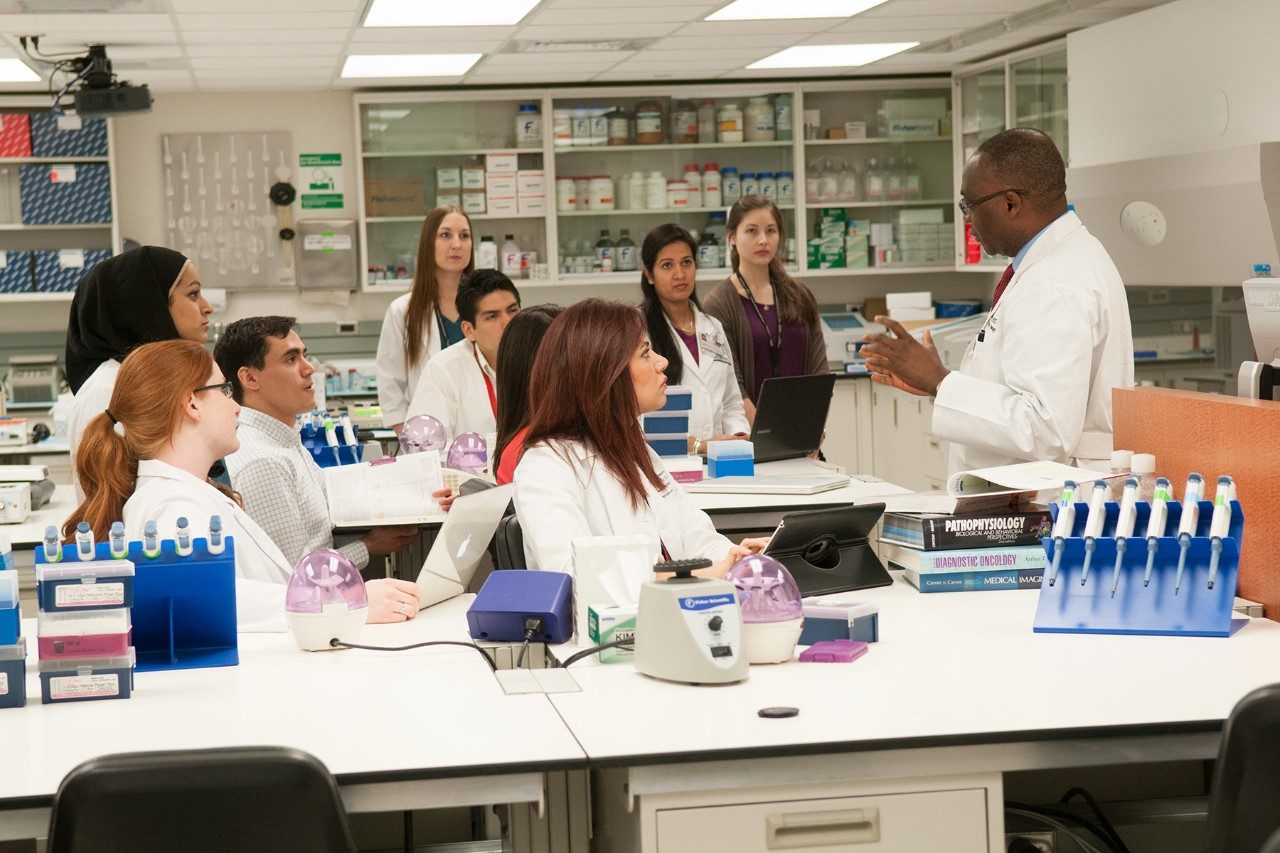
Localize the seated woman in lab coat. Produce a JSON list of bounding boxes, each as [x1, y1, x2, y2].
[[638, 223, 749, 455], [513, 298, 766, 576], [63, 340, 415, 631]]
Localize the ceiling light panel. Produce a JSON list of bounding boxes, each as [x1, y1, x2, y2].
[[747, 41, 917, 67], [708, 0, 891, 19], [530, 6, 705, 24], [341, 53, 482, 78], [364, 0, 539, 26], [0, 58, 39, 82]]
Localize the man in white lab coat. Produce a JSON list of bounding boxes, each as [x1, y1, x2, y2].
[[861, 128, 1133, 475]]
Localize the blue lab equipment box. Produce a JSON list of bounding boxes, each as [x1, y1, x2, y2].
[[35, 559, 135, 613], [21, 164, 112, 224], [641, 413, 690, 434], [659, 386, 693, 411], [0, 638, 27, 709], [0, 601, 18, 646], [30, 113, 108, 157], [39, 649, 135, 704], [0, 251, 32, 293], [34, 249, 111, 293], [645, 432, 688, 458]]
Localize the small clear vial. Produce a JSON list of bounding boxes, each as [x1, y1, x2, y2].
[[1132, 453, 1157, 501], [1107, 449, 1133, 501]]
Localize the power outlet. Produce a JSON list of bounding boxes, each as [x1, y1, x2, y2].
[[335, 321, 358, 336], [1005, 830, 1054, 852]]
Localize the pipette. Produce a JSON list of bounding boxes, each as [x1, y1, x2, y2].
[[142, 520, 161, 558], [1079, 481, 1109, 585], [175, 516, 193, 556], [339, 413, 357, 446], [1142, 477, 1171, 587], [1110, 477, 1139, 598], [1206, 476, 1235, 591], [74, 521, 95, 561], [109, 521, 127, 559], [42, 525, 61, 562], [208, 515, 225, 555], [1046, 480, 1077, 587], [323, 418, 339, 448], [1173, 473, 1204, 595]]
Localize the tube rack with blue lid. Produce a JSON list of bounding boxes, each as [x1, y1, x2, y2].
[[300, 421, 362, 468], [34, 549, 135, 613], [39, 649, 135, 704], [1033, 498, 1244, 637], [0, 569, 18, 646], [707, 439, 755, 478]]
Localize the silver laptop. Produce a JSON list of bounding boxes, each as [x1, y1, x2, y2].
[[684, 473, 850, 495], [415, 483, 515, 609]]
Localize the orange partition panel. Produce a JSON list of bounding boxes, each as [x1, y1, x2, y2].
[[1113, 386, 1280, 618]]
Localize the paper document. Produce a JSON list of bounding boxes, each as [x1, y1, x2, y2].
[[325, 450, 446, 527], [946, 461, 1109, 495]]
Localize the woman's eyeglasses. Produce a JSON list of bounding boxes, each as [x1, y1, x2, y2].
[[193, 380, 234, 399]]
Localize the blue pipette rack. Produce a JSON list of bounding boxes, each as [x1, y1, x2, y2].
[[36, 537, 239, 670], [300, 423, 362, 468], [1033, 499, 1244, 637]]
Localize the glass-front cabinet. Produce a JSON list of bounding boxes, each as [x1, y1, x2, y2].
[[953, 40, 1067, 269], [799, 81, 954, 275]]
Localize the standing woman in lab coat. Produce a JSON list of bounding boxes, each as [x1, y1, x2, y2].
[[64, 247, 213, 495], [375, 205, 475, 433], [513, 299, 765, 575], [702, 195, 827, 423], [638, 223, 748, 455]]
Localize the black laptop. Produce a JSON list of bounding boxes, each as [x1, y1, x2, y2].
[[750, 374, 837, 463]]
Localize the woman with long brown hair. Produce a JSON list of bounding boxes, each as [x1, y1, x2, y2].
[[375, 205, 475, 433], [512, 299, 765, 575], [702, 195, 827, 422]]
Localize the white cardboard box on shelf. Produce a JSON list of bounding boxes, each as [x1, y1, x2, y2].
[[436, 193, 462, 208], [517, 170, 546, 195], [462, 192, 486, 214], [436, 167, 461, 190], [487, 195, 518, 215], [486, 173, 517, 197], [486, 153, 518, 173], [462, 167, 485, 190], [518, 195, 547, 214]]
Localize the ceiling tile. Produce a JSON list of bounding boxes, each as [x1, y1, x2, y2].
[[528, 6, 704, 24], [176, 12, 357, 30], [181, 29, 351, 45], [0, 14, 174, 34], [649, 34, 804, 50], [346, 38, 508, 53], [477, 51, 630, 67], [186, 43, 344, 58], [349, 25, 517, 41], [515, 23, 682, 39], [672, 19, 836, 36], [171, 0, 359, 9], [543, 0, 717, 7], [190, 56, 339, 71]]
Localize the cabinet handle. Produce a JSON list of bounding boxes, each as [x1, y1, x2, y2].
[[765, 807, 881, 848], [892, 398, 898, 428]]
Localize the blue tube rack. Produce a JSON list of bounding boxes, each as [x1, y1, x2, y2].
[[1034, 499, 1244, 637], [300, 423, 362, 468], [36, 537, 239, 671]]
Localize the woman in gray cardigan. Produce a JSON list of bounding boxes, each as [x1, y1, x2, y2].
[[702, 195, 828, 423]]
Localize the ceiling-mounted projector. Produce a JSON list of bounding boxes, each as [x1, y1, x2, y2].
[[21, 40, 152, 116]]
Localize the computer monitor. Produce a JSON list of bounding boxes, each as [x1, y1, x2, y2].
[[415, 483, 515, 609], [1243, 276, 1280, 365]]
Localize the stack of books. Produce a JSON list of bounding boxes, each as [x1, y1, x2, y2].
[[881, 507, 1053, 593]]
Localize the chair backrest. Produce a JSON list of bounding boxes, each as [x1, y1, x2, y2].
[[1207, 683, 1280, 853], [494, 512, 529, 570], [47, 746, 356, 853]]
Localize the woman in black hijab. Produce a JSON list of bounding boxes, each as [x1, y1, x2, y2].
[[65, 246, 213, 491]]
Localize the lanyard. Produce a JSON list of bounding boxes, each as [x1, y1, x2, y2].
[[739, 272, 781, 376], [435, 309, 457, 348], [473, 347, 497, 417]]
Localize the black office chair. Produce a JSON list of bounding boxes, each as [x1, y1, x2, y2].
[[1264, 828, 1280, 853], [47, 746, 356, 853], [1206, 683, 1280, 853], [494, 512, 528, 570]]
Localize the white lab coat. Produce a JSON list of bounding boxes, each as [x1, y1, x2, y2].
[[405, 339, 497, 444], [67, 358, 120, 502], [375, 293, 444, 428], [123, 458, 292, 632], [667, 307, 750, 438], [514, 438, 733, 574], [932, 211, 1134, 475]]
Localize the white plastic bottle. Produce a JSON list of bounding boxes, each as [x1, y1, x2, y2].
[[745, 96, 775, 142], [717, 103, 744, 143], [500, 235, 521, 276], [697, 99, 717, 143], [626, 171, 646, 211], [702, 163, 722, 209], [722, 167, 741, 204], [774, 93, 793, 141], [515, 102, 541, 149], [476, 236, 498, 269], [865, 158, 884, 202], [683, 164, 702, 207], [645, 171, 667, 210]]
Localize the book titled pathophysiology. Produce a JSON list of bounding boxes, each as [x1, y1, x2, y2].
[[881, 509, 1053, 550]]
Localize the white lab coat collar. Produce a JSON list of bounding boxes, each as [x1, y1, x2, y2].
[[137, 456, 215, 488], [465, 338, 497, 381], [1006, 211, 1082, 287], [664, 304, 716, 383]]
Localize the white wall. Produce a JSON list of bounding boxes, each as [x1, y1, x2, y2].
[[1068, 0, 1280, 168]]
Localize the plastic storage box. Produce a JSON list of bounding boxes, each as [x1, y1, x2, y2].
[[664, 455, 703, 484], [641, 412, 690, 434], [34, 249, 111, 293], [21, 164, 111, 224], [0, 113, 31, 157], [39, 648, 135, 704], [35, 560, 135, 612], [0, 638, 27, 709], [37, 608, 132, 659], [644, 432, 688, 458], [707, 439, 754, 478], [0, 251, 33, 293], [659, 385, 693, 412], [798, 598, 880, 646], [0, 570, 18, 645], [30, 113, 108, 157]]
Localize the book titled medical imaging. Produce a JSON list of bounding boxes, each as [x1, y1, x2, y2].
[[881, 509, 1052, 551]]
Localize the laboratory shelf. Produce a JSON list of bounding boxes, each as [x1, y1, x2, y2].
[[806, 199, 952, 209], [553, 141, 792, 154], [557, 205, 794, 218], [0, 156, 110, 164], [802, 265, 957, 277], [0, 223, 113, 231], [362, 148, 540, 159], [367, 213, 546, 223], [804, 137, 951, 146]]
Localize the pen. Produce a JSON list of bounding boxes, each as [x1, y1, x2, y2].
[[207, 514, 225, 555], [1174, 473, 1204, 595], [109, 521, 127, 559], [42, 525, 62, 562], [1110, 477, 1139, 598], [1046, 480, 1077, 587], [1143, 478, 1171, 587], [142, 520, 161, 558], [74, 521, 95, 561], [1079, 481, 1109, 586], [175, 516, 193, 556], [1206, 476, 1234, 591]]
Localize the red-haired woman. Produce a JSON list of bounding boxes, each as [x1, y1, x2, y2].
[[375, 205, 475, 433], [513, 299, 766, 576]]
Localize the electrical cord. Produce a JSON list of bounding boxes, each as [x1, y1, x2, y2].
[[1006, 807, 1106, 853], [1006, 800, 1124, 853], [328, 638, 497, 672], [516, 617, 543, 669], [1060, 787, 1130, 853], [559, 639, 633, 668]]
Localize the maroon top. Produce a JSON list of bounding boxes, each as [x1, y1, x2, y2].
[[674, 327, 700, 365], [739, 295, 808, 401]]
